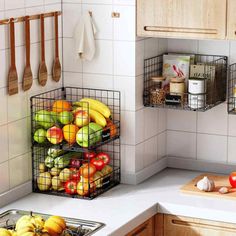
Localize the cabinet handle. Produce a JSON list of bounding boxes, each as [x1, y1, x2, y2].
[[131, 224, 148, 236], [144, 26, 217, 35]]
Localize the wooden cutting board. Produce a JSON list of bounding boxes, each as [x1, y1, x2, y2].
[[181, 173, 236, 200]]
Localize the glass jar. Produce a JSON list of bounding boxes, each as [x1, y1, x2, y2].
[[170, 77, 185, 103], [150, 76, 166, 105]]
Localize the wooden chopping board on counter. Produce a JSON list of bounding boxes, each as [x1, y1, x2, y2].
[[181, 173, 236, 200]]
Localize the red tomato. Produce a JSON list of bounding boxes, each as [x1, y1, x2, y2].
[[91, 157, 105, 171], [229, 172, 236, 188], [83, 152, 96, 160], [70, 168, 80, 182], [65, 180, 77, 194], [80, 163, 96, 178], [96, 152, 110, 165]]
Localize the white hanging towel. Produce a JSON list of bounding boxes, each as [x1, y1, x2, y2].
[[73, 12, 97, 61]]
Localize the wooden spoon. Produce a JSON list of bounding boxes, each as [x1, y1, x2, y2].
[[8, 18, 18, 95], [38, 14, 47, 86], [52, 11, 61, 82], [22, 16, 33, 91]]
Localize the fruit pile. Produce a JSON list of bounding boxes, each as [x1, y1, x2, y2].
[[0, 214, 66, 236], [33, 98, 117, 148], [37, 148, 113, 197]]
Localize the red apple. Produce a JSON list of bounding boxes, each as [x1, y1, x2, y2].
[[74, 110, 90, 127], [46, 126, 64, 144]]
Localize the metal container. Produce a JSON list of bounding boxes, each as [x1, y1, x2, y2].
[[0, 209, 105, 236], [188, 78, 206, 94]]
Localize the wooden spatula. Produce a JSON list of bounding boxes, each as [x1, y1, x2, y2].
[[38, 14, 47, 86], [8, 18, 18, 95], [52, 11, 61, 82], [22, 16, 33, 91]]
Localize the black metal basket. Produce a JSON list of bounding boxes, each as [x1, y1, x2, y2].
[[144, 53, 228, 111], [32, 140, 120, 200], [228, 63, 236, 114], [30, 87, 121, 199], [30, 87, 120, 150]]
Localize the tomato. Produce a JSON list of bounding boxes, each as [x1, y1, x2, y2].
[[80, 163, 96, 178], [70, 168, 80, 182], [70, 158, 81, 168], [65, 180, 77, 194], [83, 152, 96, 160], [91, 157, 105, 171], [96, 152, 110, 165], [229, 172, 236, 188]]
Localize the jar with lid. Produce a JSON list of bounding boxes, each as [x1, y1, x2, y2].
[[169, 77, 185, 102], [150, 76, 166, 105]]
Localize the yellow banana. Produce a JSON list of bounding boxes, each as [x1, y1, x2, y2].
[[89, 109, 107, 127], [72, 106, 107, 127], [79, 98, 111, 119]]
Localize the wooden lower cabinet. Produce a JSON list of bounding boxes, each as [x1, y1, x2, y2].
[[157, 214, 236, 236], [126, 214, 236, 236], [126, 216, 155, 236]]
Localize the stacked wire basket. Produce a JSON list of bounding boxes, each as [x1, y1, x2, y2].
[[31, 87, 120, 199]]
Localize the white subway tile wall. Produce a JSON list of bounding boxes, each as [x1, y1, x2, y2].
[[0, 0, 62, 195], [167, 39, 236, 165], [62, 1, 168, 183]]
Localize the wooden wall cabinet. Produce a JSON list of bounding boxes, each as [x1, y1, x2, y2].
[[137, 0, 227, 40], [227, 0, 236, 40], [157, 214, 236, 236]]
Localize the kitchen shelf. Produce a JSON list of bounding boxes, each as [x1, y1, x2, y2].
[[228, 63, 236, 114], [30, 86, 121, 200], [143, 53, 228, 111]]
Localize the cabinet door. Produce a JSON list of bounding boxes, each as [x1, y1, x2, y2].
[[126, 217, 154, 236], [164, 214, 236, 236], [137, 0, 226, 40], [227, 0, 236, 39]]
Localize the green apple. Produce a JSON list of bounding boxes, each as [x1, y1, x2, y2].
[[76, 123, 102, 147], [35, 110, 55, 129], [58, 111, 73, 125], [34, 128, 47, 143]]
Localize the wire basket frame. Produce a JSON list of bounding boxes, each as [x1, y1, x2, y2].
[[30, 87, 120, 151], [32, 139, 120, 200], [228, 63, 236, 114], [144, 53, 228, 111]]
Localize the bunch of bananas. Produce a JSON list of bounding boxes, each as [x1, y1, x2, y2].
[[73, 98, 112, 128]]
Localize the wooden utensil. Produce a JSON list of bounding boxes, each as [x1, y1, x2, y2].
[[8, 18, 18, 95], [22, 16, 33, 91], [38, 14, 47, 86], [52, 11, 61, 82]]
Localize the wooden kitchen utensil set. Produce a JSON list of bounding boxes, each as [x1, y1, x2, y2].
[[0, 11, 62, 95]]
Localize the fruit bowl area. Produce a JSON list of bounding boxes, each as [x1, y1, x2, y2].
[[30, 87, 120, 199]]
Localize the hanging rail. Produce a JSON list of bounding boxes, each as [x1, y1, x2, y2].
[[0, 11, 62, 25]]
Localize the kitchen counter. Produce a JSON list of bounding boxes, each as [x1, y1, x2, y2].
[[1, 168, 236, 236]]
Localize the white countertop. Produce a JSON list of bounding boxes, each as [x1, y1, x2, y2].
[[1, 168, 236, 236]]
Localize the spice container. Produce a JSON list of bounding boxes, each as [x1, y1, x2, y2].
[[188, 78, 206, 109], [170, 77, 185, 95], [150, 76, 165, 105]]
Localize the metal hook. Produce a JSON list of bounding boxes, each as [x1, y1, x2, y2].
[[13, 18, 18, 23]]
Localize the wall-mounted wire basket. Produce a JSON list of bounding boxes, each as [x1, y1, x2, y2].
[[228, 63, 236, 114], [143, 53, 228, 111]]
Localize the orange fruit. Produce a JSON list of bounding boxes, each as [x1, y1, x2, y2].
[[52, 100, 72, 113], [63, 124, 79, 144]]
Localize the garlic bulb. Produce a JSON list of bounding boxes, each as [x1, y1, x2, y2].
[[196, 176, 215, 192]]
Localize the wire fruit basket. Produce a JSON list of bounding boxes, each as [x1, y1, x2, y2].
[[30, 87, 120, 199]]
